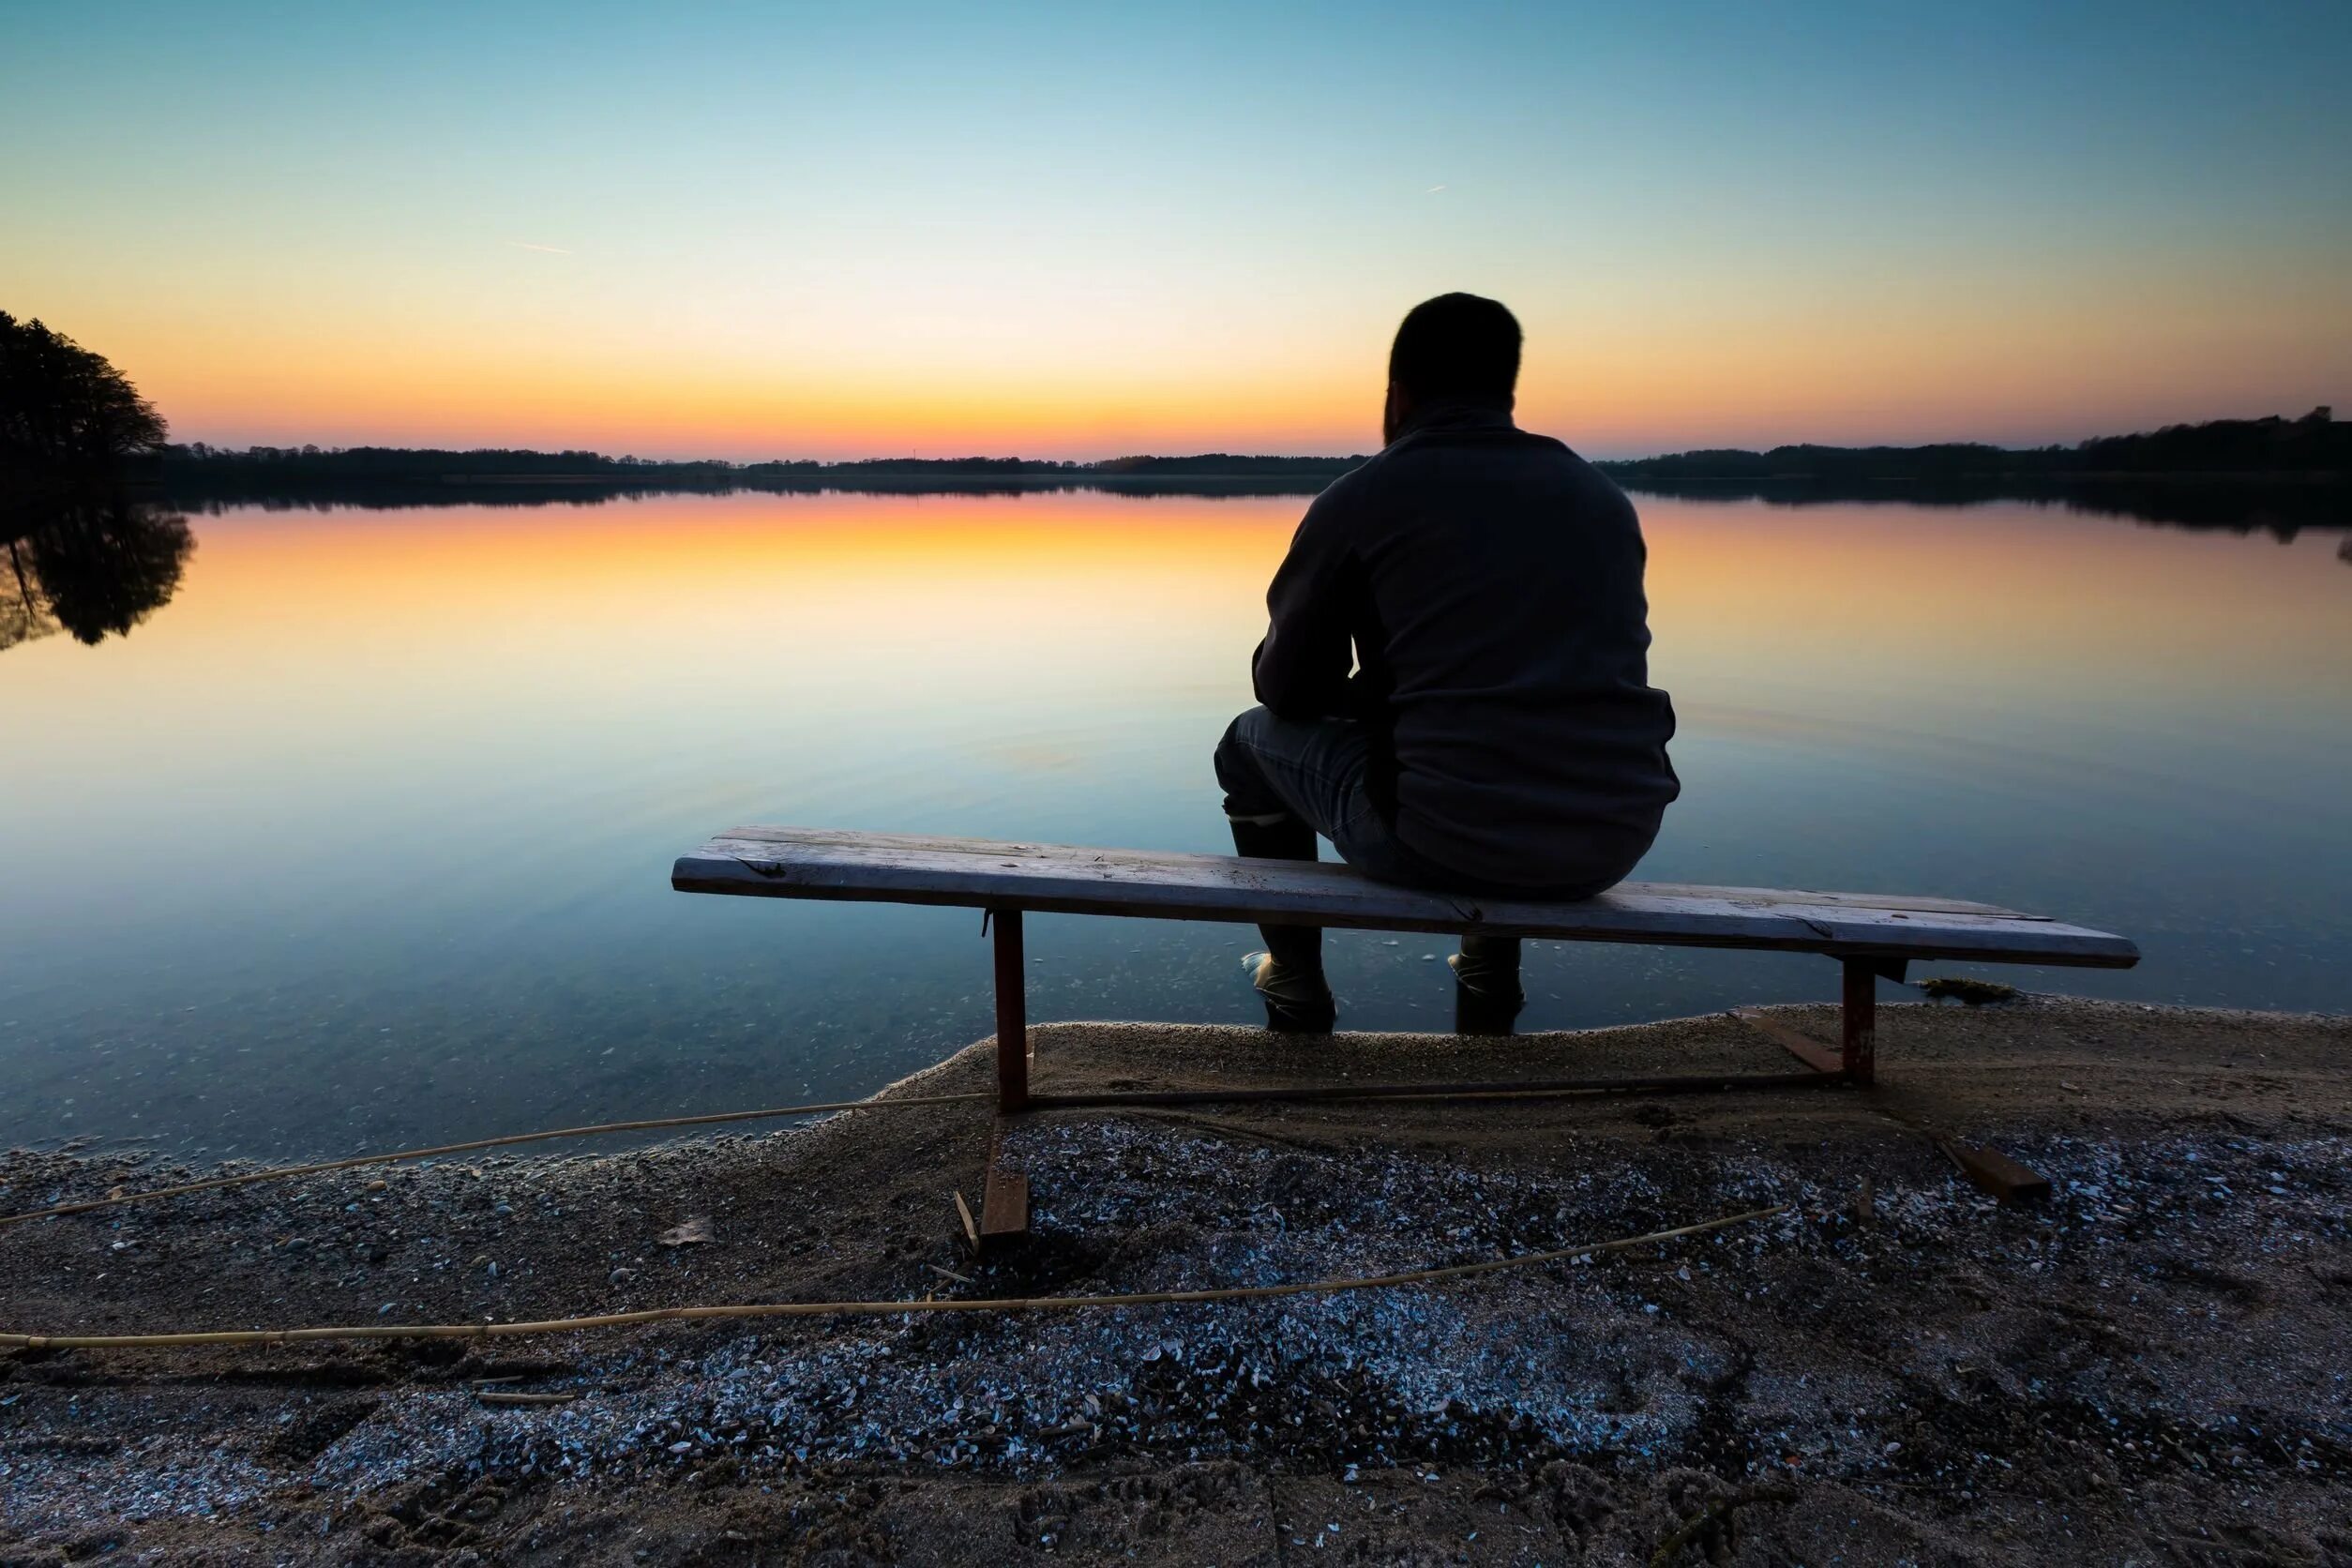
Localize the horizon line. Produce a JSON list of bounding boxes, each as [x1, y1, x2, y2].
[[154, 403, 2339, 474]]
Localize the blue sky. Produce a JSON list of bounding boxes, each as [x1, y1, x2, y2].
[[5, 1, 2346, 456]]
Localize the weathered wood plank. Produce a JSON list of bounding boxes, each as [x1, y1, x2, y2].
[[708, 827, 2022, 916], [671, 828, 2139, 970], [1728, 1009, 1847, 1075], [1937, 1138, 2053, 1203], [979, 1171, 1029, 1238]]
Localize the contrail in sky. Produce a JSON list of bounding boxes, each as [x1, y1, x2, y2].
[[1425, 184, 1448, 193], [505, 241, 572, 254]]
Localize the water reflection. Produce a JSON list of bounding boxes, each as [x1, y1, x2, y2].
[[1, 492, 194, 653], [0, 484, 2344, 1157], [152, 471, 2352, 550], [1615, 476, 2352, 544]]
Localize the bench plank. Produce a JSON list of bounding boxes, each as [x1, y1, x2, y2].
[[673, 828, 2138, 970], [701, 827, 2027, 918]]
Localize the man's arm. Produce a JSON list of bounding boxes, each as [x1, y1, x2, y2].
[[1249, 491, 1358, 720]]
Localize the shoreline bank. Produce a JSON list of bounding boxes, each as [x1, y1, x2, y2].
[[2, 997, 2346, 1563]]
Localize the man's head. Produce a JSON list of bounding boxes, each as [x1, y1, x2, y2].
[[1384, 293, 1521, 443]]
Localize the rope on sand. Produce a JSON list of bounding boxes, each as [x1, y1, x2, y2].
[[0, 1093, 994, 1229], [0, 1205, 1787, 1350]]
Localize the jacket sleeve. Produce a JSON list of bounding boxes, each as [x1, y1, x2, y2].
[[1249, 490, 1357, 719]]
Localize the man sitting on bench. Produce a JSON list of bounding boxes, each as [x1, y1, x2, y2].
[[1215, 293, 1682, 1034]]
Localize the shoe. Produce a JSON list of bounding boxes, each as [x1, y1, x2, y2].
[[1242, 951, 1336, 1033], [1448, 950, 1525, 1036]]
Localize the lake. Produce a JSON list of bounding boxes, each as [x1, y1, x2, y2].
[[3, 486, 2346, 1156]]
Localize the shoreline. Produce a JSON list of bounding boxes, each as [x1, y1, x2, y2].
[[3, 996, 2347, 1562]]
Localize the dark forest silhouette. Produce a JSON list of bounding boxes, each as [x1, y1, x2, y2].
[[1595, 410, 2348, 546], [1, 313, 193, 652], [142, 412, 2348, 547], [145, 411, 2350, 542], [154, 444, 1368, 498], [152, 409, 2347, 491], [1598, 408, 2344, 483], [1, 311, 167, 479]]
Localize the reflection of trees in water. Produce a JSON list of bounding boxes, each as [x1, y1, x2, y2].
[[2, 309, 189, 650], [1617, 475, 2352, 548], [1, 494, 194, 654], [158, 474, 1342, 511], [157, 470, 2352, 539]]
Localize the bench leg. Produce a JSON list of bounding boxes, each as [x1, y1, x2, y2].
[[981, 907, 1031, 1247], [1841, 958, 1877, 1085], [992, 907, 1029, 1112]]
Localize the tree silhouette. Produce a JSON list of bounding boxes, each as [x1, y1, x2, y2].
[[0, 311, 167, 479], [1, 314, 188, 651]]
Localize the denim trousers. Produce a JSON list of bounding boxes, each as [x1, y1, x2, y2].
[[1214, 705, 1437, 889], [1214, 704, 1575, 987]]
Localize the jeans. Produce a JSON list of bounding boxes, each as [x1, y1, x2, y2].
[[1214, 705, 1436, 890], [1214, 704, 1625, 900], [1214, 704, 1574, 1010]]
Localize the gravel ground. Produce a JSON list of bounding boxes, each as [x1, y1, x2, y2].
[[0, 996, 2347, 1565]]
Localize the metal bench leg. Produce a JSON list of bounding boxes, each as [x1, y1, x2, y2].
[[991, 907, 1029, 1112], [1841, 958, 1877, 1085], [980, 907, 1030, 1246]]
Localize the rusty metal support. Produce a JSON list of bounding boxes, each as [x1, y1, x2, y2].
[[978, 908, 1033, 1248], [991, 906, 1028, 1112], [1840, 957, 1877, 1085]]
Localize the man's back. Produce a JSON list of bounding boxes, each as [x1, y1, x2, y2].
[[1251, 400, 1680, 890]]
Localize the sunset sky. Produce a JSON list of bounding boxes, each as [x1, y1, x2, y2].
[[6, 1, 2347, 460]]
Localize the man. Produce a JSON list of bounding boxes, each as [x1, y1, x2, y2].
[[1214, 293, 1680, 1033]]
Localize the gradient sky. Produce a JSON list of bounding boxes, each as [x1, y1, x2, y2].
[[5, 1, 2348, 460]]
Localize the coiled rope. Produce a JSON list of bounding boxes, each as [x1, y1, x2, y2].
[[0, 1092, 993, 1229], [0, 1204, 1787, 1350]]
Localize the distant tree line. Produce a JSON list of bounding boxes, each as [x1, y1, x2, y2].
[[1597, 409, 2344, 482], [156, 445, 1369, 484], [1088, 454, 1369, 476], [154, 410, 2348, 492]]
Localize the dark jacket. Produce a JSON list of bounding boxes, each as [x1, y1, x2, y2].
[[1250, 399, 1679, 890]]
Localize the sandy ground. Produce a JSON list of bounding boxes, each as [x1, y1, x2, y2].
[[0, 996, 2347, 1566]]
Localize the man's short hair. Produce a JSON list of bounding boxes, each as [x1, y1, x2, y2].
[[1388, 294, 1521, 401]]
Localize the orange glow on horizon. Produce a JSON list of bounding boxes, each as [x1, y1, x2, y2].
[[62, 243, 2349, 462]]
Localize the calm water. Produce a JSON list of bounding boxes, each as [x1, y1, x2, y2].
[[4, 489, 2347, 1155]]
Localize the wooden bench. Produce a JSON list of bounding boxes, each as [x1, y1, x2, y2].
[[673, 826, 2138, 1240]]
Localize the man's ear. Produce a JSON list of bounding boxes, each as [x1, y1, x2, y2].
[[1383, 381, 1410, 445]]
